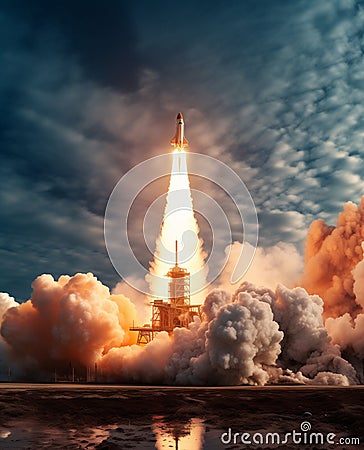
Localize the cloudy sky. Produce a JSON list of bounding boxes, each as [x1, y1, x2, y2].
[[1, 0, 364, 300]]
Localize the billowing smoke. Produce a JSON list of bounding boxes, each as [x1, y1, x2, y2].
[[300, 197, 364, 319], [226, 282, 358, 385], [297, 197, 364, 382], [325, 253, 364, 379], [1, 273, 137, 379], [218, 241, 303, 291], [0, 293, 19, 373], [1, 198, 364, 385], [99, 281, 358, 385], [0, 293, 19, 319], [98, 286, 284, 386], [0, 275, 358, 385], [112, 279, 151, 326], [273, 284, 358, 385]]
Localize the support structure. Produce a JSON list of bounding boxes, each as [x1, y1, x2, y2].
[[130, 241, 201, 344]]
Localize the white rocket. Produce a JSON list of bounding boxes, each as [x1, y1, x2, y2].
[[170, 112, 188, 151]]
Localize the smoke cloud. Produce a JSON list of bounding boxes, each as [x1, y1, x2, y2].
[[300, 197, 364, 319], [325, 253, 364, 370], [99, 286, 284, 386], [0, 275, 359, 385], [0, 293, 19, 321], [0, 293, 19, 372], [1, 198, 364, 385], [1, 273, 136, 378], [218, 241, 303, 291], [296, 197, 364, 381]]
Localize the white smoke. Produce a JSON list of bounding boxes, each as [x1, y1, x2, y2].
[[326, 313, 364, 359], [218, 241, 303, 291], [100, 332, 173, 384], [100, 286, 284, 386], [0, 293, 19, 379], [273, 284, 330, 365], [202, 290, 283, 385], [0, 292, 19, 320], [101, 281, 359, 386], [229, 282, 358, 385]]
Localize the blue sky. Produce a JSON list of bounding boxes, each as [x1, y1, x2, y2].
[[1, 0, 364, 300]]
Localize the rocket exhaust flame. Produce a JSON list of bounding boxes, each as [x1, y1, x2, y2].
[[149, 147, 207, 303]]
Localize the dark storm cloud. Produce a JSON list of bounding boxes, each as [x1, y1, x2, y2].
[[1, 0, 140, 90], [1, 0, 364, 299], [0, 0, 146, 298], [0, 0, 142, 214]]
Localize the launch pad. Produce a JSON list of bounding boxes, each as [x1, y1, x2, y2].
[[130, 242, 201, 345]]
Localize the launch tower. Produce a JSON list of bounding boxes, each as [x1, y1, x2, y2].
[[130, 241, 200, 345]]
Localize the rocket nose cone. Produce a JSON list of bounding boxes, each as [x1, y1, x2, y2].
[[176, 112, 183, 120]]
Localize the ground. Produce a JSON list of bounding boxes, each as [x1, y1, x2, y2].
[[0, 384, 362, 449]]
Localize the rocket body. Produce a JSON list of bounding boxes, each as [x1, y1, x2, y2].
[[170, 112, 188, 151]]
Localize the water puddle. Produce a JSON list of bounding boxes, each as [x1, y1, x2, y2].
[[0, 416, 224, 449]]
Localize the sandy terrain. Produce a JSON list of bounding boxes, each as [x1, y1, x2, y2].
[[0, 384, 362, 449]]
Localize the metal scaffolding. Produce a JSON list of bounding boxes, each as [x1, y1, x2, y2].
[[130, 241, 201, 344]]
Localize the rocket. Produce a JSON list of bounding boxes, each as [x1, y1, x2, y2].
[[170, 112, 188, 151]]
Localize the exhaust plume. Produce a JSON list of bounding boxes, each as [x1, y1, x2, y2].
[[149, 150, 207, 303]]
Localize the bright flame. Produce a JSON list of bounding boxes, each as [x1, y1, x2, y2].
[[149, 149, 207, 303]]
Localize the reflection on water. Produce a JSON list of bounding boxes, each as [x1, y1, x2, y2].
[[0, 427, 11, 439], [0, 420, 111, 449], [0, 415, 220, 449], [153, 416, 205, 450]]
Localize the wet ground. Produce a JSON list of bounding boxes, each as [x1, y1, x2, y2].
[[0, 384, 362, 449]]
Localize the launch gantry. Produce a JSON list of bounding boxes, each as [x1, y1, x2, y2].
[[130, 241, 201, 345]]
